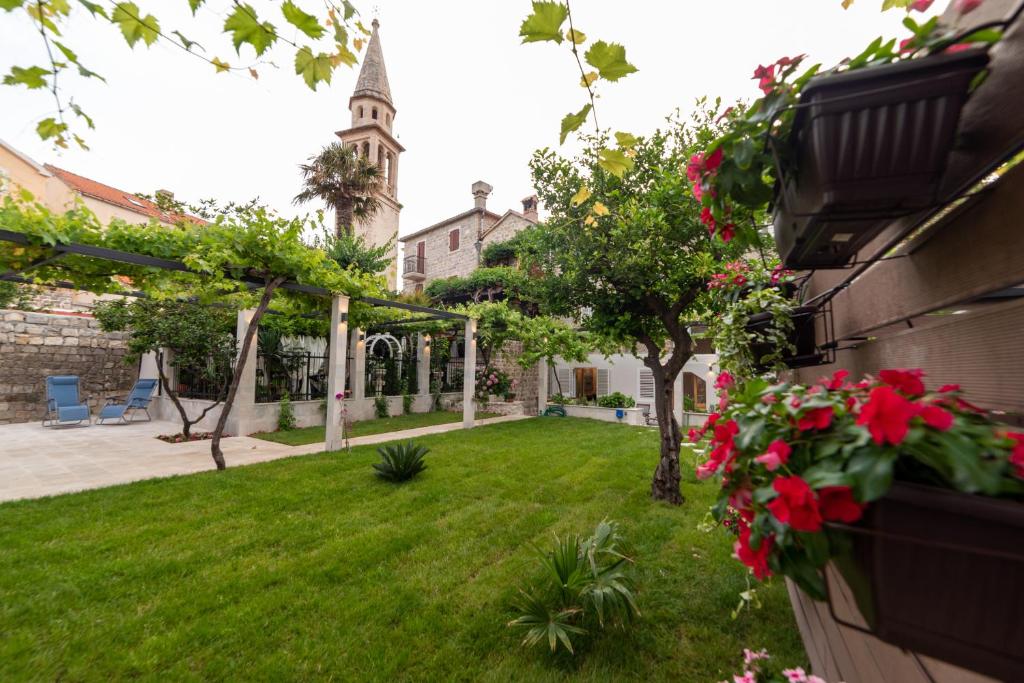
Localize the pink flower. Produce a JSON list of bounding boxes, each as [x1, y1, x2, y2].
[[790, 396, 802, 409], [945, 43, 975, 53], [807, 676, 827, 683], [733, 672, 756, 683], [899, 37, 917, 53], [335, 392, 344, 400], [910, 0, 934, 11], [856, 385, 918, 446], [762, 393, 778, 404], [919, 404, 954, 431], [743, 648, 769, 665], [755, 439, 792, 471], [797, 406, 834, 432], [954, 0, 983, 14], [715, 372, 735, 391], [879, 368, 926, 396], [937, 384, 960, 393], [818, 486, 865, 523], [701, 206, 716, 232], [1006, 432, 1024, 478], [783, 668, 807, 683], [767, 476, 823, 532], [692, 181, 704, 202]]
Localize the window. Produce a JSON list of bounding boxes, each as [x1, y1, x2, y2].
[[361, 141, 370, 157], [638, 369, 655, 400], [574, 368, 597, 401], [683, 372, 708, 412], [372, 107, 378, 120], [385, 113, 391, 126], [597, 369, 609, 397], [449, 228, 460, 251], [358, 106, 364, 118]]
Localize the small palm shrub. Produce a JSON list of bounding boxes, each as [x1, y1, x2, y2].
[[508, 520, 639, 655], [373, 441, 428, 482]]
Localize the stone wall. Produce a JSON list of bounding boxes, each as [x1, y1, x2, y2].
[[489, 340, 540, 414], [0, 309, 137, 424]]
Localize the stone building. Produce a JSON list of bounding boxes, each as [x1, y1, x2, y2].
[[335, 19, 402, 290]]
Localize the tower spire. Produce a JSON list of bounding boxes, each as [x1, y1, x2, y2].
[[352, 18, 392, 105]]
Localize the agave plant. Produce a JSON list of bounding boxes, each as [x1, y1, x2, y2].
[[372, 441, 428, 482], [508, 519, 639, 655]]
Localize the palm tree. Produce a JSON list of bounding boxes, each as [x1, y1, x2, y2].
[[294, 142, 384, 238]]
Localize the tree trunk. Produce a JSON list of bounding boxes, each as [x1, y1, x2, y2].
[[159, 364, 193, 439], [336, 200, 354, 238], [644, 353, 685, 505], [209, 276, 286, 470]]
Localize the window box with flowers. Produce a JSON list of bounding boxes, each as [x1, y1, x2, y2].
[[693, 369, 1024, 680], [690, 1, 999, 269]]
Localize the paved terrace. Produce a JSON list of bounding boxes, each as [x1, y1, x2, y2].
[[0, 415, 530, 503]]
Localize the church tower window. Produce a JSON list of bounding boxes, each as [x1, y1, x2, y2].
[[372, 107, 378, 120]]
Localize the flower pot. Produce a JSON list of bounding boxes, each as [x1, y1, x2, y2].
[[773, 49, 990, 269], [829, 482, 1024, 681], [746, 305, 823, 370]]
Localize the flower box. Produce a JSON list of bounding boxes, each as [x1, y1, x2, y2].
[[773, 49, 990, 269], [745, 305, 824, 370], [829, 482, 1024, 681]]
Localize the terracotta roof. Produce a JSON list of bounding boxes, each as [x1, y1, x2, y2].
[[43, 164, 205, 225], [399, 207, 501, 242]]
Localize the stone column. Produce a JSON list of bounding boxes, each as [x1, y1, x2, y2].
[[228, 309, 258, 436], [351, 327, 366, 400], [417, 333, 430, 397], [462, 318, 477, 428], [325, 296, 350, 451]]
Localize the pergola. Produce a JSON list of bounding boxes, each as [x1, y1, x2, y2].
[[0, 228, 479, 451]]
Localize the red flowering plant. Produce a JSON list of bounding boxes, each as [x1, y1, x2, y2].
[[693, 368, 1024, 599], [691, 1, 1001, 245]]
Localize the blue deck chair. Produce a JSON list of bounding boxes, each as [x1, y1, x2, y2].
[[97, 378, 157, 425], [43, 375, 91, 427]]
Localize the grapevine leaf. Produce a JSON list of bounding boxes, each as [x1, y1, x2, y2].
[[36, 117, 68, 144], [331, 43, 358, 67], [295, 46, 333, 89], [0, 0, 24, 10], [76, 0, 105, 17], [353, 37, 364, 51], [172, 30, 204, 53], [565, 28, 586, 44], [841, 0, 853, 7], [614, 131, 638, 148], [188, 0, 204, 14], [571, 186, 591, 206], [584, 41, 637, 82], [597, 148, 635, 177], [112, 3, 160, 47], [224, 3, 276, 57], [342, 0, 355, 20], [70, 102, 94, 129], [592, 202, 609, 216], [580, 70, 597, 87], [3, 65, 50, 89], [282, 1, 324, 40], [559, 103, 591, 144], [519, 1, 567, 44], [211, 57, 231, 73]]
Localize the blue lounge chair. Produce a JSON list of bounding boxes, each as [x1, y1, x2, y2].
[[43, 375, 91, 427], [97, 378, 157, 425]]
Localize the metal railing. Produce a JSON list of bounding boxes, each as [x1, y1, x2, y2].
[[403, 254, 426, 276], [169, 359, 233, 402], [256, 351, 333, 403], [429, 357, 483, 393], [366, 346, 417, 396]]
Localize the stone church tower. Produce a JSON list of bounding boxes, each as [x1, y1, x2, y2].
[[336, 19, 402, 290]]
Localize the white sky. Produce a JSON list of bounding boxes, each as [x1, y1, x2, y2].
[[1, 0, 933, 239]]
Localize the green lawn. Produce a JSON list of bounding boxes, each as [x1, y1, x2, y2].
[[0, 418, 804, 681], [253, 410, 501, 446]]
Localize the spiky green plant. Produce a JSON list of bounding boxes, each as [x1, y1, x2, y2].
[[372, 441, 428, 482], [508, 519, 639, 655]]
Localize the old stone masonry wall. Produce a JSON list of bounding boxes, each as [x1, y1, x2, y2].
[[0, 309, 136, 424], [490, 340, 540, 415]]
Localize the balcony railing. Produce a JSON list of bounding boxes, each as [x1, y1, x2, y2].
[[403, 254, 426, 279]]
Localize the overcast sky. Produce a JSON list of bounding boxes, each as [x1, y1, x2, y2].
[[2, 0, 930, 240]]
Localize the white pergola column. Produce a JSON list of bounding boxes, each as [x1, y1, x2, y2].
[[229, 309, 258, 435], [351, 327, 366, 400], [417, 333, 430, 397], [325, 296, 350, 451], [462, 318, 477, 428]]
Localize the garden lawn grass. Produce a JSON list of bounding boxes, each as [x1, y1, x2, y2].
[[252, 410, 501, 446], [0, 418, 805, 681]]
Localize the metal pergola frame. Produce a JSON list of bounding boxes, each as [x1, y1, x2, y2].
[[0, 228, 479, 450]]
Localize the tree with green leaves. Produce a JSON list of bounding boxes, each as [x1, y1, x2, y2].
[[294, 142, 384, 238], [313, 228, 393, 274], [1, 0, 367, 149], [94, 298, 236, 439], [524, 107, 762, 505]]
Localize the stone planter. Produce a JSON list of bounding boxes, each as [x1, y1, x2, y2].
[[561, 404, 645, 426], [773, 49, 990, 269]]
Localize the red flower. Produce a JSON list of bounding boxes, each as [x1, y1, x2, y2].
[[755, 439, 791, 471], [919, 404, 954, 431], [776, 54, 805, 67], [1005, 432, 1024, 478], [857, 385, 918, 446], [686, 154, 703, 182], [705, 147, 723, 172], [937, 384, 960, 393], [700, 206, 716, 230], [798, 406, 834, 432], [715, 372, 735, 391], [789, 396, 802, 409], [687, 428, 702, 443], [715, 106, 735, 124], [734, 524, 773, 579], [719, 223, 736, 242], [945, 43, 974, 53], [752, 63, 776, 94], [818, 486, 865, 523], [691, 181, 704, 202], [821, 369, 849, 391], [954, 0, 983, 14], [899, 37, 917, 53], [910, 0, 934, 10], [767, 476, 823, 532], [879, 368, 926, 396]]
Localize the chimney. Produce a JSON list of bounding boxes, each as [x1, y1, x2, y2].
[[521, 194, 539, 222], [471, 180, 493, 210]]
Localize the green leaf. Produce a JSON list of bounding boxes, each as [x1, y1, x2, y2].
[[342, 0, 355, 20], [112, 2, 159, 47], [70, 102, 94, 129], [281, 1, 324, 40], [732, 137, 755, 170], [570, 186, 591, 206], [36, 117, 68, 143], [76, 0, 106, 17], [584, 41, 637, 82], [294, 46, 333, 89], [3, 65, 50, 89], [0, 0, 24, 10], [565, 28, 585, 44], [519, 1, 567, 44], [597, 148, 634, 177], [559, 103, 591, 144], [211, 56, 230, 73], [847, 451, 895, 502], [188, 0, 204, 14], [224, 4, 276, 57], [172, 30, 204, 52], [614, 131, 638, 148]]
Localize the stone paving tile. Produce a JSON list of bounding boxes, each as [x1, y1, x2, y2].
[[0, 415, 531, 503]]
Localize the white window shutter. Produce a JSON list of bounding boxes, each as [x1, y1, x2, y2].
[[597, 369, 609, 396], [638, 368, 654, 399], [555, 367, 574, 396]]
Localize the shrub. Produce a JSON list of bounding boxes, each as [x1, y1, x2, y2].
[[549, 393, 569, 405], [373, 441, 428, 482], [475, 365, 511, 401], [277, 392, 296, 431], [374, 394, 389, 419], [508, 520, 639, 655], [596, 392, 636, 409], [683, 395, 696, 412], [402, 392, 414, 415]]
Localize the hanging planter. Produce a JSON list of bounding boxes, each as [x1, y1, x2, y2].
[[773, 49, 990, 269], [745, 304, 831, 371], [828, 482, 1024, 682]]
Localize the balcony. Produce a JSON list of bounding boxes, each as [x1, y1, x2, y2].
[[403, 254, 426, 280]]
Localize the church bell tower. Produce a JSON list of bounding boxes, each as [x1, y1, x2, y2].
[[335, 19, 402, 290]]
